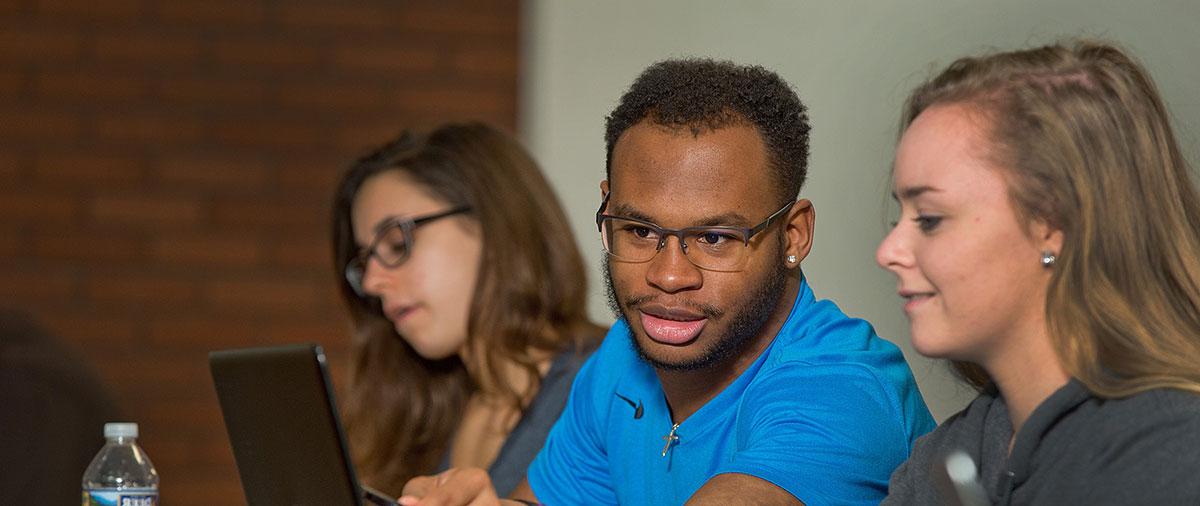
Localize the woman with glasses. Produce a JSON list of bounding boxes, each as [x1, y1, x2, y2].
[[878, 40, 1200, 504], [331, 122, 604, 498]]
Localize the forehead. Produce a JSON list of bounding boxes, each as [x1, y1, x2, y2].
[[350, 171, 442, 240], [609, 121, 773, 224], [894, 104, 1001, 197]]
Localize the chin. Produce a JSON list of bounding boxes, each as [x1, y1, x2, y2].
[[630, 330, 725, 372]]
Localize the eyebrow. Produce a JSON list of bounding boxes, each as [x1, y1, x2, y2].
[[609, 202, 752, 228], [371, 216, 401, 235], [891, 185, 941, 202]]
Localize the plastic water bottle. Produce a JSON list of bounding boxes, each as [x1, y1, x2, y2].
[[81, 422, 159, 506]]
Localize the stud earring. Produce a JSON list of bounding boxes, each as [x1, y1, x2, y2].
[[1041, 251, 1057, 267], [786, 255, 797, 264]]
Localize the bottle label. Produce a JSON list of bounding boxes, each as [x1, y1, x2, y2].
[[82, 488, 158, 506]]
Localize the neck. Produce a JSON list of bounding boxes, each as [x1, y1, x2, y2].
[[656, 275, 799, 423], [459, 343, 553, 404], [984, 322, 1070, 436]]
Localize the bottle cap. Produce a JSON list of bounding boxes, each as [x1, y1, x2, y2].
[[104, 422, 139, 438]]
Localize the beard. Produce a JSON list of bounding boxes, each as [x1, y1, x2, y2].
[[603, 253, 790, 372]]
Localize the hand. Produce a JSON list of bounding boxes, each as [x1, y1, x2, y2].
[[399, 467, 504, 506]]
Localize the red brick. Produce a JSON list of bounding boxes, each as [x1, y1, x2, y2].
[[331, 44, 439, 73], [279, 3, 395, 30], [0, 151, 21, 180], [202, 278, 322, 313], [0, 227, 18, 257], [212, 39, 323, 68], [44, 313, 141, 347], [264, 320, 348, 346], [213, 121, 327, 148], [0, 69, 22, 96], [156, 0, 266, 25], [145, 318, 268, 348], [33, 153, 144, 185], [150, 234, 264, 266], [96, 114, 205, 144], [32, 71, 150, 101], [156, 156, 270, 190], [0, 189, 79, 223], [0, 26, 83, 61], [0, 0, 23, 14], [86, 275, 197, 306], [31, 232, 144, 263], [213, 198, 328, 230], [93, 32, 203, 64], [0, 111, 81, 139], [163, 477, 244, 506], [335, 122, 416, 150], [95, 352, 210, 389], [0, 269, 78, 301], [89, 195, 203, 227], [271, 238, 333, 269], [140, 398, 225, 437], [278, 82, 391, 110], [34, 0, 143, 18], [394, 88, 510, 115], [451, 46, 517, 79], [398, 7, 515, 36], [157, 77, 269, 105], [276, 159, 347, 192]]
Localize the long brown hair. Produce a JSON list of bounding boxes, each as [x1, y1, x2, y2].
[[900, 40, 1200, 397], [330, 122, 602, 493]]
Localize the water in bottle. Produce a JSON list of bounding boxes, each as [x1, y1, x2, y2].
[[81, 422, 159, 506]]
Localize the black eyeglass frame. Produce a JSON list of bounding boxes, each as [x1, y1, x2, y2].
[[344, 205, 472, 295], [594, 193, 794, 272]]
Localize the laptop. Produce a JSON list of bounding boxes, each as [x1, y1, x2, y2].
[[209, 343, 398, 506]]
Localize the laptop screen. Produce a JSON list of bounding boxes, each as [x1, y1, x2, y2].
[[210, 343, 370, 506]]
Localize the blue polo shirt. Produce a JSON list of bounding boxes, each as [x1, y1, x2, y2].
[[527, 279, 935, 505]]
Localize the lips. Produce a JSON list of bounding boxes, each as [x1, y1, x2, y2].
[[638, 308, 707, 345], [898, 290, 935, 313], [384, 303, 419, 326]]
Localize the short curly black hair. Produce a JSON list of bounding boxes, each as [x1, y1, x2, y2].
[[605, 58, 811, 205]]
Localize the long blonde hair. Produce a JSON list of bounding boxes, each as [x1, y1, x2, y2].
[[330, 123, 602, 493], [901, 40, 1200, 397]]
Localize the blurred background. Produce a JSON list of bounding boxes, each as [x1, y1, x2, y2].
[[1, 1, 1196, 505]]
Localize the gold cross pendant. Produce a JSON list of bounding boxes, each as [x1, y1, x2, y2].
[[661, 423, 680, 457]]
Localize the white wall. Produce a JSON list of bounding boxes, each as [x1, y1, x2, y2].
[[519, 0, 1200, 421]]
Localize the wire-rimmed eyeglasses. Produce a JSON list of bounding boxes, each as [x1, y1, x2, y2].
[[595, 194, 793, 272], [344, 206, 472, 296]]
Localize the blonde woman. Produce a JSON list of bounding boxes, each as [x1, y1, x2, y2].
[[878, 40, 1200, 505]]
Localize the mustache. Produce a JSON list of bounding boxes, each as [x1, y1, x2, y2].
[[623, 293, 725, 320]]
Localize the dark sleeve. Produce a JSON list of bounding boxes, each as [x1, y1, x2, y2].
[[882, 417, 950, 506], [883, 394, 993, 506]]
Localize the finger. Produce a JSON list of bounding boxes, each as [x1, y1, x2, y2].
[[415, 469, 498, 506], [402, 475, 436, 498]]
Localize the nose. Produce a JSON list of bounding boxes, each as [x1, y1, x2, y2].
[[359, 256, 394, 297], [875, 225, 912, 274], [645, 235, 703, 293]]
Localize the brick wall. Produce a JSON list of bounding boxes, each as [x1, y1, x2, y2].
[[0, 1, 518, 504]]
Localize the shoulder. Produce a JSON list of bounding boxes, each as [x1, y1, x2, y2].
[[753, 295, 934, 432], [1035, 387, 1200, 503], [1076, 387, 1200, 460]]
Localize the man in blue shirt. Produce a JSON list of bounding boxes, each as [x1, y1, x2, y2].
[[400, 59, 934, 506]]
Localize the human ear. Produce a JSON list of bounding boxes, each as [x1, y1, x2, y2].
[[783, 199, 815, 268]]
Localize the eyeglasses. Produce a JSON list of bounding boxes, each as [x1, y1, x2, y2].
[[344, 206, 472, 296], [595, 194, 794, 272]]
